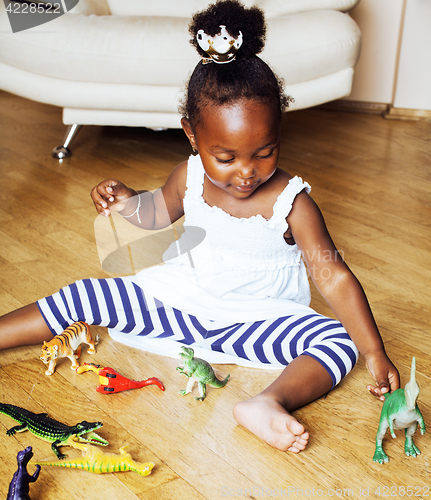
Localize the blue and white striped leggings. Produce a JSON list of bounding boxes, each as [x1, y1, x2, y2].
[[37, 277, 358, 388]]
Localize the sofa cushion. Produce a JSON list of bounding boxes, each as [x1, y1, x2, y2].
[[265, 11, 360, 84], [0, 6, 359, 87], [105, 0, 359, 18]]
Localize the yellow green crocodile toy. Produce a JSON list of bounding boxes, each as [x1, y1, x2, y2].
[[31, 440, 155, 476]]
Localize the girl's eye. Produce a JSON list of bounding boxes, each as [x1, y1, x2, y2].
[[216, 157, 234, 164], [256, 149, 274, 159]]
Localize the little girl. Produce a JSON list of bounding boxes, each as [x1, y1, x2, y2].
[[0, 0, 399, 453]]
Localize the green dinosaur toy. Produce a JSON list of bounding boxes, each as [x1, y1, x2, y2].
[[373, 357, 426, 464], [0, 403, 109, 459], [176, 346, 230, 401]]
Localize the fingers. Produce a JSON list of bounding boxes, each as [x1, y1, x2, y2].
[[366, 382, 388, 401], [365, 351, 400, 401], [91, 180, 126, 216], [387, 366, 401, 392], [91, 180, 114, 216], [367, 367, 400, 401]]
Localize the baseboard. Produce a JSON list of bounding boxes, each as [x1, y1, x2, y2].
[[384, 106, 431, 121], [319, 99, 431, 121], [319, 100, 389, 115]]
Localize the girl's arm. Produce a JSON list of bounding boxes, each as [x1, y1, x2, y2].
[[287, 191, 400, 399], [91, 161, 187, 229]]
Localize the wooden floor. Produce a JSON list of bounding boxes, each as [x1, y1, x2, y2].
[[0, 90, 430, 499]]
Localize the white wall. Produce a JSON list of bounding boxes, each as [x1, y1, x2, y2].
[[393, 0, 431, 111], [346, 0, 405, 104], [345, 0, 431, 111]]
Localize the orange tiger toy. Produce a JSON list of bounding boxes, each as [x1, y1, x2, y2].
[[40, 322, 99, 376]]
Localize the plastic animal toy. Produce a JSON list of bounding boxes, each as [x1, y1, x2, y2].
[[373, 357, 426, 464], [31, 441, 155, 476], [40, 321, 99, 375], [176, 346, 230, 401], [76, 362, 165, 394], [0, 403, 108, 459], [7, 446, 40, 500]]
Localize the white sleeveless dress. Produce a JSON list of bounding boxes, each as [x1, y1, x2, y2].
[[127, 153, 313, 323]]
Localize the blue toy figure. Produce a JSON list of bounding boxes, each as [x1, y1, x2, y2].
[[7, 446, 41, 500]]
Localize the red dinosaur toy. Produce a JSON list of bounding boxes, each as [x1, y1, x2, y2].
[[77, 363, 165, 394]]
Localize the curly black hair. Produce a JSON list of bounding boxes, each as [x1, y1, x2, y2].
[[179, 0, 292, 128], [188, 0, 266, 59]]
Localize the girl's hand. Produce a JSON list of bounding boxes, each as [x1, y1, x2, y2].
[[365, 350, 400, 401], [91, 179, 137, 217]]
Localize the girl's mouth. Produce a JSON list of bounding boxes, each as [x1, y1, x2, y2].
[[234, 182, 257, 192]]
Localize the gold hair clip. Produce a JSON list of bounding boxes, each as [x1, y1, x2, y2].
[[197, 25, 243, 64]]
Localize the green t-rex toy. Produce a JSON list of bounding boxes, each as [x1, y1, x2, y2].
[[373, 357, 426, 464], [176, 346, 230, 401]]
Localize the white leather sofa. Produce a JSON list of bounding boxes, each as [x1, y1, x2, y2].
[[0, 0, 361, 157]]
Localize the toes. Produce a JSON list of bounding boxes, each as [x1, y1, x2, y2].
[[287, 434, 309, 453], [288, 443, 305, 453], [233, 397, 310, 453], [296, 433, 309, 446], [272, 418, 309, 452], [287, 416, 306, 436], [273, 413, 305, 437], [288, 446, 301, 453]]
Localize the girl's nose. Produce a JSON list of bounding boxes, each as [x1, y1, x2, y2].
[[238, 164, 256, 179]]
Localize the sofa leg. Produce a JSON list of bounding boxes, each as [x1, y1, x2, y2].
[[52, 124, 83, 159]]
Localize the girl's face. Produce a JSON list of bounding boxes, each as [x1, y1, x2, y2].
[[182, 99, 280, 199]]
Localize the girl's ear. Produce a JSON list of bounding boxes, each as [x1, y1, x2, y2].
[[181, 118, 197, 151]]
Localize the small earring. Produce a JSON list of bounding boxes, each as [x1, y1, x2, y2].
[[192, 146, 198, 155]]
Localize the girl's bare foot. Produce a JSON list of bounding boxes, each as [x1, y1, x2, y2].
[[233, 394, 309, 452]]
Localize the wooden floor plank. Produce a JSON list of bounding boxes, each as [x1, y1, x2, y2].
[[1, 90, 430, 499]]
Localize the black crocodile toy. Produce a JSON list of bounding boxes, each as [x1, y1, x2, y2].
[[0, 402, 108, 459], [7, 446, 40, 500]]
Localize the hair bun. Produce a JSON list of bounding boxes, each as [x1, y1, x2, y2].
[[189, 0, 266, 59]]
